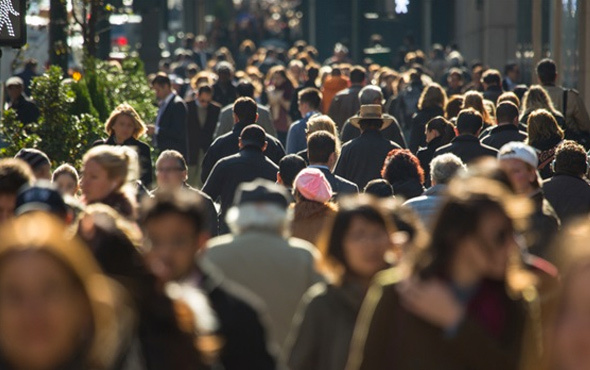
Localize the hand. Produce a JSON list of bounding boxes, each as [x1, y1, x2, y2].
[[147, 124, 155, 136], [397, 277, 464, 330]]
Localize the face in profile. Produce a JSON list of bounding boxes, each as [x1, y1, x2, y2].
[[0, 252, 92, 369], [144, 213, 206, 283], [554, 265, 590, 370], [342, 215, 392, 279], [80, 159, 118, 203]]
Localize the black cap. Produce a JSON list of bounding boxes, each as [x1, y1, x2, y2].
[[233, 179, 290, 209], [240, 125, 266, 148], [15, 180, 68, 219], [14, 148, 51, 171]]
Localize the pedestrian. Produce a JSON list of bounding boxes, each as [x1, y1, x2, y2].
[[321, 67, 349, 113], [266, 66, 295, 145], [148, 73, 189, 160], [201, 97, 285, 183], [416, 116, 456, 187], [202, 125, 279, 233], [408, 83, 447, 153], [0, 213, 138, 369], [212, 61, 238, 107], [277, 154, 307, 198], [364, 179, 395, 198], [52, 163, 80, 197], [4, 76, 40, 125], [0, 159, 33, 225], [404, 153, 465, 227], [542, 140, 590, 223], [297, 114, 341, 163], [286, 87, 322, 154], [290, 168, 338, 246], [140, 189, 277, 369], [481, 69, 504, 105], [462, 91, 494, 128], [14, 148, 51, 180], [526, 109, 565, 179], [434, 108, 498, 164], [80, 145, 139, 219], [93, 103, 153, 188], [498, 142, 560, 258], [481, 102, 528, 150], [328, 66, 366, 129], [347, 177, 540, 370], [520, 85, 566, 130], [284, 195, 396, 370], [206, 179, 323, 348], [335, 105, 402, 189], [381, 149, 425, 200]]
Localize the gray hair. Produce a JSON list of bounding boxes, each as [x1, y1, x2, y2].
[[226, 203, 293, 236], [430, 153, 466, 185], [358, 85, 384, 105]]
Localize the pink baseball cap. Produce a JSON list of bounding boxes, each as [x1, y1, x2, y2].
[[294, 168, 333, 203]]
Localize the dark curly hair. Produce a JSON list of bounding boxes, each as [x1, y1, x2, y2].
[[381, 149, 425, 185]]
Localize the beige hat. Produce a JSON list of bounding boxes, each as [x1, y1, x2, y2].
[[349, 104, 394, 129]]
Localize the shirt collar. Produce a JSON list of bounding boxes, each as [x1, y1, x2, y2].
[[309, 164, 330, 171]]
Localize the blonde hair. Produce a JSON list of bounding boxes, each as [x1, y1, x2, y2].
[[462, 91, 492, 124], [306, 114, 341, 156], [526, 109, 564, 143], [83, 146, 139, 192], [417, 83, 447, 110], [104, 103, 146, 139], [521, 85, 560, 118]]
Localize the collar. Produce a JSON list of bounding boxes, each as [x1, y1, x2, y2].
[[309, 164, 331, 171], [303, 111, 319, 119], [424, 184, 446, 195], [160, 92, 175, 107], [360, 128, 382, 137], [452, 134, 479, 143], [493, 123, 519, 131], [232, 121, 250, 134]]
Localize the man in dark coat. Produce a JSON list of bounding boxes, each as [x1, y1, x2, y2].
[[435, 108, 498, 164], [140, 189, 277, 369], [186, 84, 221, 186], [340, 85, 407, 149], [5, 77, 40, 125], [482, 69, 504, 105], [148, 73, 188, 160], [481, 102, 527, 149], [334, 105, 402, 189], [328, 65, 366, 130], [212, 62, 238, 107], [542, 140, 590, 223], [307, 131, 358, 196], [201, 97, 285, 183], [202, 125, 279, 234], [150, 150, 218, 236]]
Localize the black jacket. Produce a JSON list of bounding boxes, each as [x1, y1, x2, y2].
[[202, 147, 279, 232], [416, 136, 445, 188], [528, 191, 560, 259], [408, 106, 445, 153], [212, 81, 238, 107], [481, 124, 527, 150], [543, 173, 590, 223], [198, 260, 277, 370], [390, 178, 424, 200], [483, 85, 503, 104], [340, 116, 407, 149], [8, 94, 40, 125], [155, 94, 188, 159], [94, 136, 153, 188], [434, 135, 498, 164], [186, 100, 221, 165], [201, 121, 285, 183], [334, 129, 401, 189], [313, 166, 359, 197]]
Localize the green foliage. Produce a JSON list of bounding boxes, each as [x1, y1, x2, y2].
[[69, 78, 99, 118], [1, 66, 103, 168]]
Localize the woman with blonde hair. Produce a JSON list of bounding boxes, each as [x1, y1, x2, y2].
[[295, 114, 341, 163], [93, 103, 153, 188], [526, 109, 565, 179], [80, 145, 139, 219], [409, 83, 447, 153], [462, 90, 494, 128], [520, 85, 566, 129]]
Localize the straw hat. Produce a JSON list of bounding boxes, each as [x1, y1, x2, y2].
[[349, 104, 394, 129]]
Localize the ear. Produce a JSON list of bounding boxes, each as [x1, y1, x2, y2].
[[262, 141, 268, 152], [255, 112, 259, 123], [238, 138, 244, 149], [277, 172, 283, 185], [195, 231, 211, 256], [328, 152, 337, 168]]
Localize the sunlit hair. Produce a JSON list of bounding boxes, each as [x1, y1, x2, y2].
[[306, 114, 341, 156], [526, 109, 564, 144], [497, 91, 521, 108], [521, 85, 560, 118], [82, 145, 139, 194], [381, 149, 425, 186], [226, 203, 293, 237], [417, 83, 447, 111], [462, 90, 492, 124], [104, 103, 147, 139], [52, 163, 79, 185], [0, 213, 133, 369], [315, 195, 396, 284]]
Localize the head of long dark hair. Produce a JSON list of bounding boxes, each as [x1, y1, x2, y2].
[[426, 116, 456, 145]]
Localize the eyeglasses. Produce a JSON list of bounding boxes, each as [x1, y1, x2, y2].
[[156, 167, 185, 173]]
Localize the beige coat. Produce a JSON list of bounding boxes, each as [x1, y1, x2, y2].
[[205, 231, 324, 349], [543, 84, 590, 132]]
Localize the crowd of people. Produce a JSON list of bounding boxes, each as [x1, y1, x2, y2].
[[2, 33, 590, 369]]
